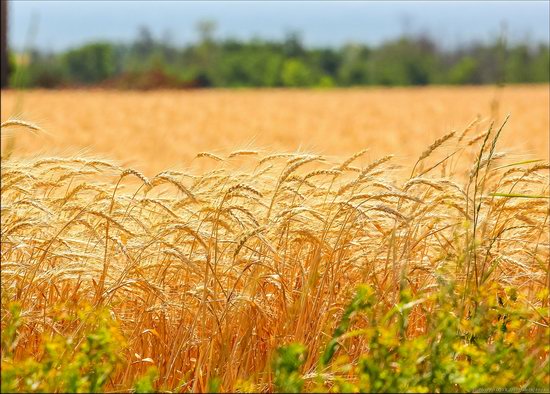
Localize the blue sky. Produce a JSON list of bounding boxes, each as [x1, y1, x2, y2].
[[8, 1, 550, 51]]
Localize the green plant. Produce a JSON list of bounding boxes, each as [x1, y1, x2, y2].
[[272, 343, 308, 393], [271, 282, 549, 393], [281, 58, 315, 87], [1, 302, 125, 393], [133, 367, 159, 393]]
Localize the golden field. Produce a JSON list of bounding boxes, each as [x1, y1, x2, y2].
[[1, 85, 548, 174], [1, 85, 549, 393]]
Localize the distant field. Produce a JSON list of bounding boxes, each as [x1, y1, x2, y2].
[[1, 85, 548, 174]]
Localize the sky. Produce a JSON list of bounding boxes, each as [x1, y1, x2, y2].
[[8, 1, 550, 52]]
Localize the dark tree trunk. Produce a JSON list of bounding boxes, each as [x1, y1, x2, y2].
[[1, 0, 8, 88]]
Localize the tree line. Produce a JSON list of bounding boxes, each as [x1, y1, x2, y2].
[[8, 24, 549, 89]]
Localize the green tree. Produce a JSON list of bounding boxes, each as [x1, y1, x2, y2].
[[505, 45, 533, 83], [133, 26, 155, 59], [369, 37, 439, 86], [448, 56, 479, 84], [63, 42, 115, 84], [337, 43, 371, 86], [281, 58, 313, 87], [213, 48, 284, 87], [192, 19, 219, 87], [282, 31, 304, 58], [9, 26, 550, 88], [530, 44, 550, 82]]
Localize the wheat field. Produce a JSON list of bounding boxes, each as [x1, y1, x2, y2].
[[1, 85, 548, 174], [1, 86, 549, 392]]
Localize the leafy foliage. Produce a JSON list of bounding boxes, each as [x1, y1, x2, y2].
[[9, 25, 550, 88], [272, 282, 550, 393], [1, 303, 125, 393], [63, 43, 116, 84], [272, 343, 308, 393]]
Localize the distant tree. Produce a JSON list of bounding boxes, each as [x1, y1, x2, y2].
[[369, 37, 439, 85], [337, 43, 370, 86], [283, 31, 304, 58], [282, 58, 312, 87], [8, 20, 549, 89], [192, 19, 218, 84], [196, 20, 217, 45], [133, 26, 155, 59], [212, 46, 284, 87], [311, 48, 341, 76], [447, 56, 479, 85], [505, 45, 533, 83], [530, 44, 550, 82], [63, 43, 115, 84], [317, 75, 335, 88]]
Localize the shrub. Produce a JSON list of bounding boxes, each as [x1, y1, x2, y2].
[[1, 302, 124, 393], [272, 282, 550, 393]]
